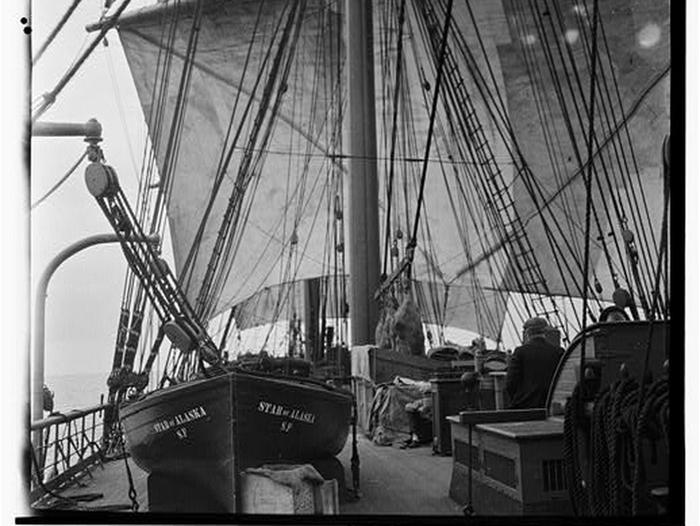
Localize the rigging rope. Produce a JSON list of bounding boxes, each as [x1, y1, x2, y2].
[[579, 0, 601, 387], [31, 151, 87, 210], [194, 0, 303, 318], [408, 0, 453, 279], [32, 0, 133, 123], [382, 0, 407, 278], [33, 0, 83, 64]]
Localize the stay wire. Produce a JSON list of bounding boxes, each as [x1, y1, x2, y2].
[[589, 3, 663, 304], [547, 0, 635, 293], [534, 0, 627, 299], [409, 0, 454, 270], [409, 1, 530, 321], [465, 0, 585, 320], [32, 0, 133, 123], [382, 0, 407, 278], [579, 0, 600, 386], [120, 2, 179, 383], [507, 2, 584, 262]]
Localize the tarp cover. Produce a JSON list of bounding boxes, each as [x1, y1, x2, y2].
[[368, 377, 431, 446]]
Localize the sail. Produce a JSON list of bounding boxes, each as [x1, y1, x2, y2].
[[118, 0, 667, 344], [118, 0, 511, 339], [119, 0, 346, 320], [493, 0, 669, 302]]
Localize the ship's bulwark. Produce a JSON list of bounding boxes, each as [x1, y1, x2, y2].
[[120, 370, 352, 511]]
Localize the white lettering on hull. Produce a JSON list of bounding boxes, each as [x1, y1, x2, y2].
[[152, 406, 208, 436], [257, 400, 317, 424]]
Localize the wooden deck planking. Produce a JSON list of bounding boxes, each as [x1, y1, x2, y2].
[[338, 436, 461, 515], [53, 435, 460, 515]]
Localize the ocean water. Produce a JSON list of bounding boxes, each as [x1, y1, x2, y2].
[[45, 372, 110, 412]]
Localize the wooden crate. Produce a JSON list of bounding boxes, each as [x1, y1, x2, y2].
[[240, 472, 338, 514], [448, 416, 571, 515], [372, 348, 445, 384]]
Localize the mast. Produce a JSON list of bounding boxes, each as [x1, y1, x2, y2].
[[303, 278, 321, 362], [345, 0, 381, 346]]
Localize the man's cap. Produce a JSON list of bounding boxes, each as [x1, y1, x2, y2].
[[523, 317, 550, 334]]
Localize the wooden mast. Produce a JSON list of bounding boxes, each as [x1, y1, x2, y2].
[[303, 277, 321, 362], [346, 0, 381, 346]]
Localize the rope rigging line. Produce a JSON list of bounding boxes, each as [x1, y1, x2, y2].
[[382, 0, 407, 278], [194, 0, 305, 319], [512, 62, 669, 246], [452, 0, 663, 322], [459, 0, 588, 321], [178, 1, 283, 295], [104, 45, 140, 180], [570, 0, 658, 254], [33, 0, 83, 64], [259, 178, 332, 352], [579, 0, 601, 387], [552, 0, 634, 288], [528, 0, 654, 308], [219, 162, 336, 351], [534, 0, 633, 296], [31, 151, 87, 210], [422, 3, 536, 311], [580, 3, 664, 309], [405, 0, 528, 331], [112, 0, 194, 389], [32, 0, 133, 123], [437, 149, 504, 338], [150, 0, 205, 244], [110, 2, 181, 390], [210, 6, 345, 336], [500, 1, 585, 264], [505, 1, 610, 316], [408, 0, 453, 277], [462, 0, 604, 312], [416, 0, 562, 324]]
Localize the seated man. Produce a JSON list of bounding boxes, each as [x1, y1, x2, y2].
[[401, 385, 433, 448], [505, 317, 564, 409]]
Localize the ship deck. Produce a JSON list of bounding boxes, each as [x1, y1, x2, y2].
[[48, 434, 461, 516]]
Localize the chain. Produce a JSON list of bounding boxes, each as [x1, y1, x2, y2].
[[117, 421, 140, 512]]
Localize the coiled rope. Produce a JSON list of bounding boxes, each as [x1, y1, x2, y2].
[[564, 373, 669, 516]]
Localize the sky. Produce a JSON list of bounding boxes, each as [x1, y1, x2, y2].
[[0, 0, 698, 520], [30, 0, 154, 377]]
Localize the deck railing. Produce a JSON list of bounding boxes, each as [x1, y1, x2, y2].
[[30, 402, 110, 503]]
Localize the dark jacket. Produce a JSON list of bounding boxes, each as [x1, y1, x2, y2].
[[505, 338, 563, 409]]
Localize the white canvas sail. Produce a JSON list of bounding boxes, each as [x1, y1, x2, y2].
[[117, 0, 668, 345], [494, 0, 669, 305], [118, 0, 513, 341]]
